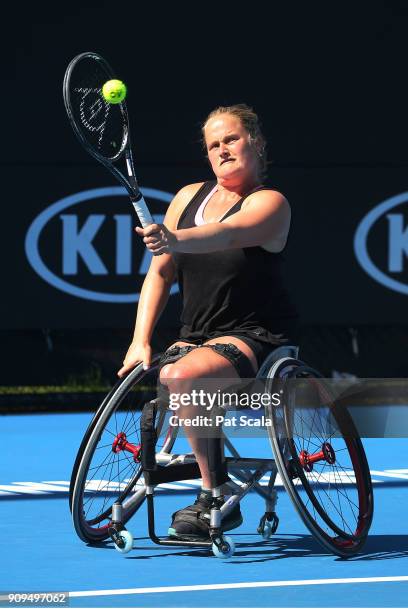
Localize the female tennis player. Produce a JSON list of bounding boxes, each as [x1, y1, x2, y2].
[[118, 104, 298, 540]]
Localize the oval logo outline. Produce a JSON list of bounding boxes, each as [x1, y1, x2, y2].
[[354, 191, 408, 296], [25, 186, 178, 303]]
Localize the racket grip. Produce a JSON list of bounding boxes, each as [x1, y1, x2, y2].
[[131, 194, 154, 228]]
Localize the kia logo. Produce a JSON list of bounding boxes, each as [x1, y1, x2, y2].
[[354, 191, 408, 295], [25, 186, 178, 302]]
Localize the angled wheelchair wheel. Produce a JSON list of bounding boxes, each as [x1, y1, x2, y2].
[[70, 358, 176, 543], [265, 357, 373, 557]]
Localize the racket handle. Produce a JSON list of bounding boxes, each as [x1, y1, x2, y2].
[[131, 194, 154, 228]]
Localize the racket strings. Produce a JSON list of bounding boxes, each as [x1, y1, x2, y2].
[[74, 87, 108, 144], [68, 58, 127, 160]]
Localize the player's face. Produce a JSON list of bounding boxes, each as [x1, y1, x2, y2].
[[204, 114, 259, 182]]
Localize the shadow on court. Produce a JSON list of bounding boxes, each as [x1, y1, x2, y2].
[[340, 534, 408, 562], [118, 533, 332, 562], [84, 533, 408, 564]]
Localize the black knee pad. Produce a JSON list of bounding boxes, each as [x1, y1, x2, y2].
[[158, 344, 199, 374], [204, 342, 256, 378]]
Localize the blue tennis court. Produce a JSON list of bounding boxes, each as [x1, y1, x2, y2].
[[1, 412, 407, 608], [4, 3, 408, 611]]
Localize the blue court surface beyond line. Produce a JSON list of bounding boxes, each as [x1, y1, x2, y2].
[[0, 412, 408, 608]]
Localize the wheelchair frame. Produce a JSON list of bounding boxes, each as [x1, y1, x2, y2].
[[70, 345, 373, 559]]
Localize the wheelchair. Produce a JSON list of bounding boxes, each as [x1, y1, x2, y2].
[[69, 346, 374, 559]]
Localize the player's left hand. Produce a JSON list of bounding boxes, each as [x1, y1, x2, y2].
[[135, 223, 177, 255]]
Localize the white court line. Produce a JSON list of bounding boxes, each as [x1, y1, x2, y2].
[[384, 469, 408, 473], [67, 575, 408, 599], [371, 470, 408, 480], [0, 469, 403, 497]]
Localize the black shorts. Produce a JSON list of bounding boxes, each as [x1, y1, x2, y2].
[[159, 333, 284, 379]]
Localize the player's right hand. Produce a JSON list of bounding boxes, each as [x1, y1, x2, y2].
[[117, 342, 152, 378]]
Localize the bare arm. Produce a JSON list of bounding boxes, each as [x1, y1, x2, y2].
[[138, 190, 291, 255], [118, 183, 203, 376], [131, 257, 175, 345]]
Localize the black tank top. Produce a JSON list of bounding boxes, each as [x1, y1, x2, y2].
[[172, 181, 298, 344]]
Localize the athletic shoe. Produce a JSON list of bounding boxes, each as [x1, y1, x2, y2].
[[168, 490, 243, 541]]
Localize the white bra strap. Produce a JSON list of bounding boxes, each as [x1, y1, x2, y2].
[[194, 184, 218, 226]]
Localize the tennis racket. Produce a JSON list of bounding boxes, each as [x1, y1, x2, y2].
[[63, 51, 153, 227]]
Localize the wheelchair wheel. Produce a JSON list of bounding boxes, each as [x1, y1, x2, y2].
[[265, 357, 373, 557], [70, 359, 176, 543]]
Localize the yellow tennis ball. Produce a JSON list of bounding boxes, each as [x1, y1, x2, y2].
[[102, 79, 127, 104]]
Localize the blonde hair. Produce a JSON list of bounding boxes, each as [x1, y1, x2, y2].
[[201, 103, 268, 178]]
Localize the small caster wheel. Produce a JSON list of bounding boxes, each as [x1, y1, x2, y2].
[[212, 536, 235, 559], [114, 530, 133, 554], [259, 521, 273, 540], [257, 512, 279, 539], [270, 512, 279, 534]]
